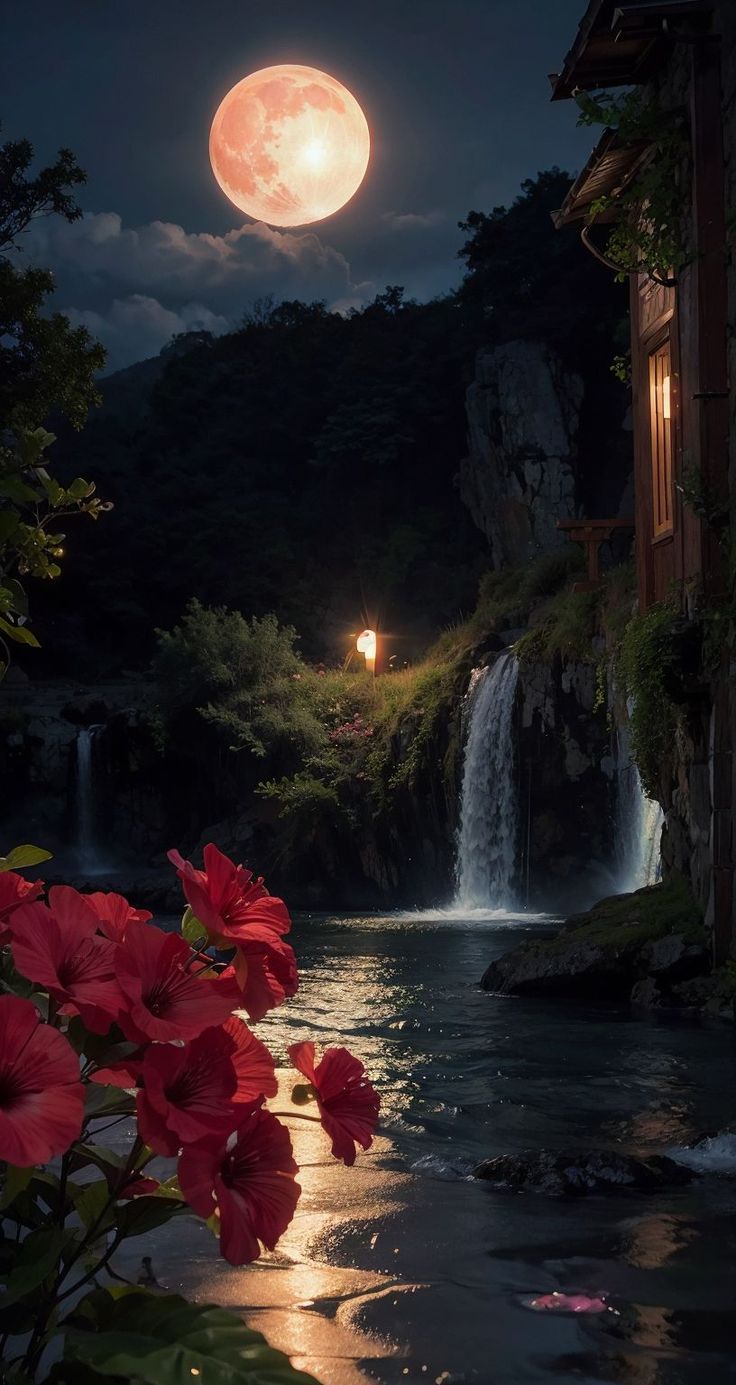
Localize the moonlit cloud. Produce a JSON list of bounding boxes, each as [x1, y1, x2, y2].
[[62, 296, 231, 373], [28, 210, 369, 370], [381, 210, 446, 231]]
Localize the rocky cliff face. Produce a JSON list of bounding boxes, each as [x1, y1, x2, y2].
[[515, 656, 618, 910], [460, 340, 581, 567]]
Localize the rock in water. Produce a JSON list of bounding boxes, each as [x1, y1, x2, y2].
[[480, 933, 640, 998], [473, 1148, 693, 1196], [480, 880, 707, 999]]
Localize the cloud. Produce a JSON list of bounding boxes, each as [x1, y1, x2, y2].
[[381, 210, 445, 232], [28, 210, 368, 370], [63, 296, 231, 374]]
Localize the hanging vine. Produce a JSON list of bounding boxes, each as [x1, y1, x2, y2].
[[575, 89, 690, 284]]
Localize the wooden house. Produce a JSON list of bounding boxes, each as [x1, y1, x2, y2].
[[550, 0, 735, 956]]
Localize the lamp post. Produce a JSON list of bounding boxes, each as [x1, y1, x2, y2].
[[356, 628, 377, 677]]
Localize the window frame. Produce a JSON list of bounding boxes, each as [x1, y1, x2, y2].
[[646, 327, 675, 542]]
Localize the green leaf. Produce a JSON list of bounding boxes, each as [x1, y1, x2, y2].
[[68, 477, 96, 500], [19, 426, 56, 464], [38, 474, 64, 506], [69, 1143, 125, 1181], [62, 1288, 321, 1385], [69, 1180, 114, 1233], [0, 511, 20, 542], [0, 843, 52, 871], [180, 906, 206, 947], [84, 1084, 136, 1120], [0, 1227, 74, 1308], [0, 1362, 36, 1384], [0, 476, 41, 504], [3, 579, 28, 616], [0, 1164, 33, 1210], [114, 1195, 187, 1240], [0, 616, 40, 647]]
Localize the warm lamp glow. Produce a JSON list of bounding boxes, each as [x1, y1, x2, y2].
[[209, 65, 370, 227], [662, 374, 671, 421], [356, 629, 377, 673]]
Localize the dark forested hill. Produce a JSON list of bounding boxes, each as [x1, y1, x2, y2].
[[37, 172, 626, 676]]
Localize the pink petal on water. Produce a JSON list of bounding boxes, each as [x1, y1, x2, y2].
[[523, 1291, 609, 1314]]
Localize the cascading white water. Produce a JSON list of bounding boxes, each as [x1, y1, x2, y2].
[[455, 653, 519, 910], [75, 725, 104, 875], [615, 724, 663, 892]]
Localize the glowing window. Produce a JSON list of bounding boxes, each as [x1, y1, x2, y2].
[[649, 339, 674, 537]]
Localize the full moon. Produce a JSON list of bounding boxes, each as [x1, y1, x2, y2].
[[209, 64, 370, 227]]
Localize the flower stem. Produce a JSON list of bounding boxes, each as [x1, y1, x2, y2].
[[270, 1110, 321, 1122]]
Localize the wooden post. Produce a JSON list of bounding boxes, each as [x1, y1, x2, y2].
[[556, 519, 635, 590]]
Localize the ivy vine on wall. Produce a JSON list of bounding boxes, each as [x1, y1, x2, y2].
[[575, 89, 690, 284]]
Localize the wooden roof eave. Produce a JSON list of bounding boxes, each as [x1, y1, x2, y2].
[[549, 0, 712, 101], [552, 130, 653, 229]]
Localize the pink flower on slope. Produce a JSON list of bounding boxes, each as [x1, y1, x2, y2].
[[0, 995, 84, 1166], [178, 1106, 300, 1265], [0, 872, 44, 945], [167, 843, 291, 944], [85, 890, 152, 942], [10, 886, 124, 1033], [289, 1042, 380, 1166], [136, 1017, 277, 1156], [117, 920, 240, 1042]]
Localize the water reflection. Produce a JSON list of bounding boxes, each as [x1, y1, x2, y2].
[[159, 912, 736, 1385]]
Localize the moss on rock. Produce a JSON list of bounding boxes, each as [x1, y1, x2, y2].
[[480, 877, 705, 998]]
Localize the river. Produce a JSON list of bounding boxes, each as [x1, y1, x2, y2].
[[122, 910, 736, 1385]]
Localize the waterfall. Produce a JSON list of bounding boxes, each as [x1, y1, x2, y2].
[[615, 725, 663, 892], [455, 653, 520, 910], [75, 725, 104, 875]]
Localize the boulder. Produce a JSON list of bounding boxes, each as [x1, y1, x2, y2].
[[630, 977, 666, 1010], [480, 880, 706, 999], [638, 933, 708, 984], [481, 933, 640, 998], [473, 1148, 693, 1196], [671, 973, 736, 1020]]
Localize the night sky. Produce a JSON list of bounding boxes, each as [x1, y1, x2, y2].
[[2, 0, 593, 371]]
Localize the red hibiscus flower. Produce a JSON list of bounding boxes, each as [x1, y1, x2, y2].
[[117, 920, 240, 1042], [178, 1107, 300, 1265], [234, 930, 298, 1022], [10, 886, 124, 1034], [167, 844, 291, 944], [85, 890, 152, 942], [136, 1017, 277, 1156], [0, 995, 84, 1166], [288, 1042, 380, 1167], [0, 871, 44, 944]]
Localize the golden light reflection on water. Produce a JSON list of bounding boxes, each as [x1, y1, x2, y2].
[[186, 1057, 413, 1382], [170, 914, 736, 1385], [619, 1211, 696, 1271], [258, 946, 430, 1119]]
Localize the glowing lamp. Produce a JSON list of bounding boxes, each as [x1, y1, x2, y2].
[[662, 374, 671, 421], [356, 628, 377, 674]]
